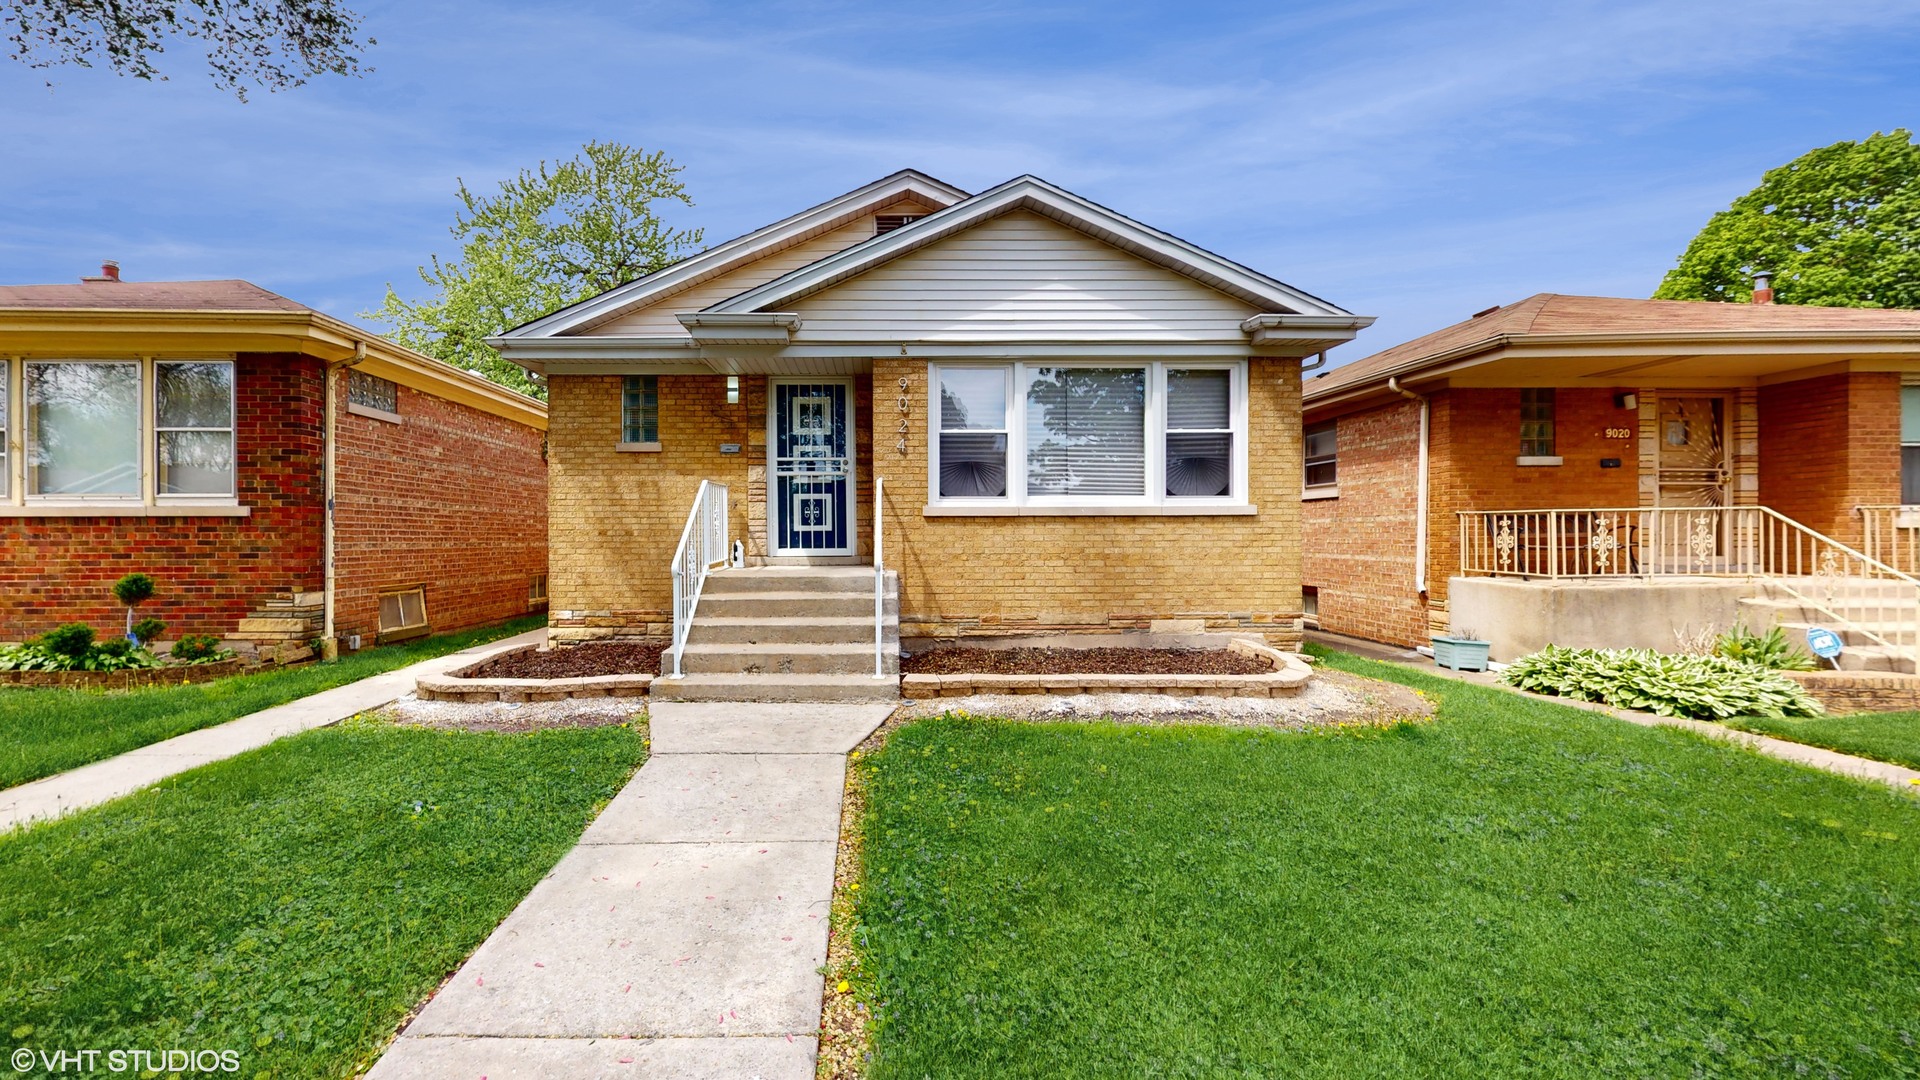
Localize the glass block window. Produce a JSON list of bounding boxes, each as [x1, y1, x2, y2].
[[622, 375, 659, 444], [348, 370, 398, 413], [1520, 388, 1556, 457]]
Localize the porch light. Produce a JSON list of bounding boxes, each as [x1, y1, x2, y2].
[[726, 375, 740, 405], [1614, 392, 1637, 410]]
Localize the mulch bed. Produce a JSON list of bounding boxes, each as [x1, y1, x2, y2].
[[902, 646, 1270, 677], [458, 643, 665, 679]]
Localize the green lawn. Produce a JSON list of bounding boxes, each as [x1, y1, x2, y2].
[[1722, 710, 1920, 771], [0, 615, 543, 790], [0, 715, 645, 1079], [854, 649, 1920, 1079]]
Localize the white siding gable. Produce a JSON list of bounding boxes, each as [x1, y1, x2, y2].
[[787, 210, 1260, 344], [585, 201, 939, 337]]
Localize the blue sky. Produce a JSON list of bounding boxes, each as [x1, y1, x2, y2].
[[3, 0, 1917, 364]]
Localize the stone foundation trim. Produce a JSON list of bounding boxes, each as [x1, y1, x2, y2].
[[0, 657, 248, 689], [900, 639, 1312, 700], [415, 671, 653, 704]]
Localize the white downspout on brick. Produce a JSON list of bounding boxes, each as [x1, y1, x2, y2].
[[321, 341, 366, 660], [1388, 376, 1429, 597]]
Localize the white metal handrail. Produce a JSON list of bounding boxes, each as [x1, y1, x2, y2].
[[1458, 505, 1920, 664], [873, 476, 886, 679], [667, 480, 730, 679], [1858, 505, 1920, 574]]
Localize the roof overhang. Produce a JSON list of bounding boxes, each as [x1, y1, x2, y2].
[[1241, 313, 1375, 356], [0, 307, 548, 429], [675, 312, 800, 346]]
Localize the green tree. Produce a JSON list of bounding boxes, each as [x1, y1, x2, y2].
[[4, 0, 372, 100], [367, 143, 704, 398], [1654, 130, 1920, 308]]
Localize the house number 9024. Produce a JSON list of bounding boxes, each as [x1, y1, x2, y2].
[[897, 375, 911, 454]]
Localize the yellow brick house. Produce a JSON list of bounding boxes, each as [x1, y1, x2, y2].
[[492, 171, 1372, 699]]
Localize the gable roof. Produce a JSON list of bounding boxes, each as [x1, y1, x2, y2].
[[498, 169, 971, 339], [1306, 293, 1920, 403], [0, 279, 307, 312], [707, 174, 1357, 318]]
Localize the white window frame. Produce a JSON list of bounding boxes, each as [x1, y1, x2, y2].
[[0, 356, 243, 512], [377, 585, 430, 641], [155, 360, 237, 501], [1304, 419, 1337, 498], [927, 360, 1249, 512]]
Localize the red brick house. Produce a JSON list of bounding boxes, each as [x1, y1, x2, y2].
[[0, 268, 548, 658], [1301, 292, 1920, 671]]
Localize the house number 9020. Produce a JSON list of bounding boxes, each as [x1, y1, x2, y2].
[[1603, 427, 1632, 439]]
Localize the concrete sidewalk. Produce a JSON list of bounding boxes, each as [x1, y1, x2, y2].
[[368, 700, 892, 1080], [0, 628, 546, 832], [1305, 629, 1920, 790]]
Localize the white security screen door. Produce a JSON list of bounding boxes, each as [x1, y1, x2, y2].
[[770, 379, 853, 555]]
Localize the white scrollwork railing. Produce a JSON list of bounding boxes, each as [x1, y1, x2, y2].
[[667, 480, 730, 679], [1458, 505, 1920, 665]]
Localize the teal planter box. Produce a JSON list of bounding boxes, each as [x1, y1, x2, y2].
[[1432, 635, 1492, 672]]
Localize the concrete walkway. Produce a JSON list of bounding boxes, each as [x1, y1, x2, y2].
[[0, 628, 547, 832], [1306, 629, 1920, 790], [368, 699, 892, 1080]]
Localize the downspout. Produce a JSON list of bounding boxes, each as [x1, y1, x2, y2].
[[321, 341, 367, 660], [1387, 376, 1429, 598]]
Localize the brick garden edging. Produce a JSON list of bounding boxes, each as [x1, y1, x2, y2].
[[901, 639, 1314, 700], [415, 646, 652, 703], [0, 657, 248, 690], [1783, 670, 1920, 714]]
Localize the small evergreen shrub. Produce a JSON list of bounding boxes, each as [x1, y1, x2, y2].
[[1499, 645, 1823, 720], [131, 617, 167, 646], [1713, 624, 1817, 671], [170, 634, 232, 663], [38, 623, 96, 659], [111, 573, 158, 607]]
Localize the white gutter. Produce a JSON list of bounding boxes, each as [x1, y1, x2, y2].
[[321, 341, 366, 659], [1387, 375, 1429, 597]]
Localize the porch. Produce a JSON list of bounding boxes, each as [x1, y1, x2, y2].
[[1452, 506, 1920, 672]]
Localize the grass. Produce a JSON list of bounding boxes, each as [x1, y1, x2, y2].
[[853, 648, 1920, 1079], [1722, 710, 1920, 771], [0, 714, 646, 1078], [0, 615, 544, 790]]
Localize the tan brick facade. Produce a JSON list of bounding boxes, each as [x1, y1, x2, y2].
[[546, 360, 1306, 650]]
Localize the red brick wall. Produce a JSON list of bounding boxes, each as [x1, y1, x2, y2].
[[332, 378, 548, 642], [0, 353, 325, 642], [1758, 372, 1900, 545], [1301, 398, 1427, 646]]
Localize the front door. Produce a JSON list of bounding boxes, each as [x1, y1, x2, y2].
[[1654, 395, 1730, 507], [770, 379, 854, 556]]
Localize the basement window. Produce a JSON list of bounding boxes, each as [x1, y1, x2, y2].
[[529, 573, 549, 609], [621, 375, 659, 449], [875, 213, 925, 235], [377, 587, 429, 642], [1302, 585, 1319, 625]]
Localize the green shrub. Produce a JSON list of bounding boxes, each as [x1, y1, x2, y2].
[[1713, 624, 1817, 671], [0, 644, 67, 672], [81, 640, 161, 672], [112, 573, 158, 607], [0, 636, 160, 673], [170, 634, 231, 663], [1499, 645, 1823, 720], [131, 617, 167, 646], [38, 624, 96, 659]]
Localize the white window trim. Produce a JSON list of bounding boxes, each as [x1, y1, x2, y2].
[[2, 356, 244, 513], [1303, 419, 1337, 495], [155, 359, 237, 501], [927, 360, 1250, 513]]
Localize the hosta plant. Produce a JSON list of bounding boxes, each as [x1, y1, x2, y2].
[[1499, 645, 1823, 720], [1713, 624, 1817, 671]]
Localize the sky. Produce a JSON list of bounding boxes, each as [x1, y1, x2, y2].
[[3, 0, 1918, 367]]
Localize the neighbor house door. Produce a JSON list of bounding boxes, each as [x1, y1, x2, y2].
[[769, 379, 855, 556]]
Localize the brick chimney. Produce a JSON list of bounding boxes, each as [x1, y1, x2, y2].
[[81, 260, 122, 284], [1751, 269, 1773, 305]]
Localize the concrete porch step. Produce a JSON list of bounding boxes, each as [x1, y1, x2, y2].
[[649, 672, 900, 703], [672, 641, 899, 676], [703, 568, 889, 596], [688, 616, 885, 647], [697, 590, 898, 620]]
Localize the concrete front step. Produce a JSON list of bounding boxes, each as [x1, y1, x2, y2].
[[688, 616, 888, 647], [698, 591, 898, 620], [703, 567, 891, 596], [650, 672, 900, 703], [673, 641, 899, 676]]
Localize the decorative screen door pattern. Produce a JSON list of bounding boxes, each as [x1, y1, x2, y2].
[[1654, 396, 1730, 507], [772, 380, 852, 555]]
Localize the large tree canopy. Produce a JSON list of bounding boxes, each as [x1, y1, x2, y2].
[[366, 143, 705, 399], [1654, 130, 1920, 308], [4, 0, 372, 100]]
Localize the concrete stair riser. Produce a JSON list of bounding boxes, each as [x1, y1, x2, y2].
[[673, 642, 899, 676], [650, 672, 899, 703], [703, 568, 891, 595], [697, 591, 899, 620], [667, 567, 901, 701], [688, 616, 889, 647]]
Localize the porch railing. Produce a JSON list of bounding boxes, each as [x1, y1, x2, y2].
[[873, 475, 887, 679], [667, 480, 730, 679], [1858, 505, 1920, 575], [1458, 505, 1920, 664]]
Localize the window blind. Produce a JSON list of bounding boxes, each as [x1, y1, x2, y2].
[[1025, 367, 1145, 497]]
